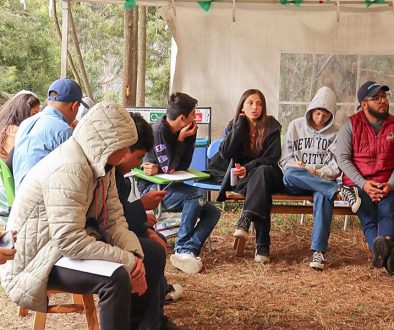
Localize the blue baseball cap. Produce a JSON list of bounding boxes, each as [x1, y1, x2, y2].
[[47, 78, 89, 108]]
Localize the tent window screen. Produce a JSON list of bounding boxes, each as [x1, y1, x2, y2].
[[278, 53, 394, 132]]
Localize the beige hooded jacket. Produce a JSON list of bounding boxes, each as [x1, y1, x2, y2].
[[1, 102, 143, 311]]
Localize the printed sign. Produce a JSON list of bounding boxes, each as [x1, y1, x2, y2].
[[126, 107, 211, 124], [150, 112, 165, 122]]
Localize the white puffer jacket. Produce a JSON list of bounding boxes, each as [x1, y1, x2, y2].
[[1, 102, 143, 312]]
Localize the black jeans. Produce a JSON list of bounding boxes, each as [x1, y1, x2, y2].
[[48, 238, 166, 330], [236, 164, 283, 248]]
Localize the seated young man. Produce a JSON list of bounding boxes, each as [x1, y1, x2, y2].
[[1, 102, 166, 330], [137, 92, 221, 274], [336, 81, 394, 275], [115, 112, 184, 330], [280, 86, 361, 271]]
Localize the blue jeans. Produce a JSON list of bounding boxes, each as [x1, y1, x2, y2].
[[355, 186, 394, 251], [145, 183, 220, 256], [283, 167, 338, 252]]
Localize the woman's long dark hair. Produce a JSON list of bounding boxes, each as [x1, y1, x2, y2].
[[234, 89, 272, 155], [0, 93, 40, 154]]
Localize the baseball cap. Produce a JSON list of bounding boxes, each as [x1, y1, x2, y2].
[[357, 81, 390, 104], [76, 97, 95, 121], [47, 78, 89, 108]]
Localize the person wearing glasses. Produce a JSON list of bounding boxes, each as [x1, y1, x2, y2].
[[336, 81, 394, 276]]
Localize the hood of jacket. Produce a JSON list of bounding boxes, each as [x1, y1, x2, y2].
[[1, 102, 142, 312], [305, 86, 337, 133], [72, 101, 138, 179]]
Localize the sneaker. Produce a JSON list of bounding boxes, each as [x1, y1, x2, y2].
[[170, 252, 203, 274], [233, 214, 251, 240], [165, 283, 184, 303], [385, 247, 394, 276], [254, 246, 270, 264], [372, 236, 394, 268], [161, 315, 189, 330], [309, 251, 325, 270], [338, 185, 361, 213]]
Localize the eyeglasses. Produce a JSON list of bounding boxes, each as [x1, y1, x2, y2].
[[365, 93, 390, 104]]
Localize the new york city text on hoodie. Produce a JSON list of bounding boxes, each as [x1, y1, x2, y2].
[[280, 86, 341, 180]]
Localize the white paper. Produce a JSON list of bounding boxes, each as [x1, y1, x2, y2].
[[156, 216, 181, 232], [159, 227, 180, 238], [55, 257, 124, 277], [124, 170, 137, 178], [155, 171, 196, 181]]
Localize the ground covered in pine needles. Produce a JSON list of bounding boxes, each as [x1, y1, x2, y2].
[[1, 205, 393, 329]]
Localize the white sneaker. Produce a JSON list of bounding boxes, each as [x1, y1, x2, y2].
[[254, 250, 270, 264], [170, 252, 203, 274], [165, 283, 184, 303]]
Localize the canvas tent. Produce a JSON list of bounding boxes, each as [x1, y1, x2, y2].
[[68, 0, 394, 137]]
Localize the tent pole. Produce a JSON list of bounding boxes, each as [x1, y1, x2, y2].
[[61, 0, 70, 78]]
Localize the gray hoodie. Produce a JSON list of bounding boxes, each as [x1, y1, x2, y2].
[[279, 86, 340, 180]]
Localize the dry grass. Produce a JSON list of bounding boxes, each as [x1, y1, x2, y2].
[[1, 207, 394, 330]]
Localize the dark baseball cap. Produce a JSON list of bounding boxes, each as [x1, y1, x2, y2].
[[357, 81, 390, 103], [47, 78, 89, 108]]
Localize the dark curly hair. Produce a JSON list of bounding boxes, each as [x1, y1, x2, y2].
[[129, 112, 154, 152], [166, 92, 198, 120]]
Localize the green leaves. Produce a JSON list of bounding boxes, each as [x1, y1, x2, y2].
[[0, 0, 60, 101], [0, 2, 171, 107]]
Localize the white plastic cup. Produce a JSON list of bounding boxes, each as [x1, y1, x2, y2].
[[230, 168, 238, 186]]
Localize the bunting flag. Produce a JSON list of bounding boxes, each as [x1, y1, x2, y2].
[[364, 0, 384, 7], [279, 0, 303, 5], [124, 0, 136, 9], [198, 1, 213, 11]]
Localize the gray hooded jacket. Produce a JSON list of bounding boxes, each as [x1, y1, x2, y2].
[[1, 102, 143, 311], [279, 86, 340, 180]]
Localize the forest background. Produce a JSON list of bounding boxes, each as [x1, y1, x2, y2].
[[0, 0, 171, 106]]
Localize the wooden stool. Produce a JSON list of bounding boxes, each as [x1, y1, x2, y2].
[[19, 291, 99, 330]]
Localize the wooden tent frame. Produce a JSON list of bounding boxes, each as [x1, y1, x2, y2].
[[59, 0, 394, 104]]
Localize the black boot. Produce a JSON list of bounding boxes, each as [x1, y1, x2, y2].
[[372, 236, 394, 268], [385, 246, 394, 276]]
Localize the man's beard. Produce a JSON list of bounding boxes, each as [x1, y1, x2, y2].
[[367, 105, 389, 120]]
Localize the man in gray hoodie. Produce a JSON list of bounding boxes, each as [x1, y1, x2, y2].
[[280, 86, 361, 270]]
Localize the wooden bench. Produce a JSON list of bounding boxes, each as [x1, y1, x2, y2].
[[226, 192, 354, 256]]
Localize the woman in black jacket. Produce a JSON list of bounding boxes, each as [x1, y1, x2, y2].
[[218, 89, 283, 263]]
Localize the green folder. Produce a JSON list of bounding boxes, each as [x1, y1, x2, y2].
[[131, 168, 210, 185]]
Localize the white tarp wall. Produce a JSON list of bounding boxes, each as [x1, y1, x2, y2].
[[160, 3, 394, 138]]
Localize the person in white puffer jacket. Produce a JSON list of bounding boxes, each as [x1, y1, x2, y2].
[[1, 101, 165, 330], [280, 86, 361, 271]]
